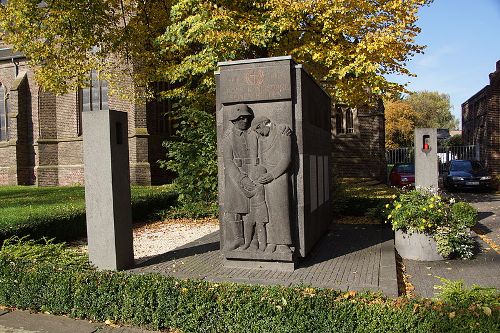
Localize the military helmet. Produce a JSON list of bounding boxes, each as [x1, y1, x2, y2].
[[250, 116, 270, 131], [227, 103, 253, 121]]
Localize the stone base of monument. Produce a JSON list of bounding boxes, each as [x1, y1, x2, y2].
[[223, 250, 295, 271], [395, 230, 445, 261], [223, 258, 295, 272]]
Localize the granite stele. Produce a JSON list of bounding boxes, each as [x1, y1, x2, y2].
[[216, 56, 332, 271], [414, 128, 439, 192], [82, 71, 134, 271]]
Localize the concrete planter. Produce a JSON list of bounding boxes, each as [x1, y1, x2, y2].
[[395, 230, 445, 261]]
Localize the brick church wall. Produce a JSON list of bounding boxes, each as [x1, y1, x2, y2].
[[0, 51, 168, 186], [331, 103, 387, 181], [462, 61, 500, 176]]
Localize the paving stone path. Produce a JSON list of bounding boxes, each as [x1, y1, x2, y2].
[[0, 310, 159, 333], [131, 224, 398, 297]]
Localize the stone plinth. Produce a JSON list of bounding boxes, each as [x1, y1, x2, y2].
[[215, 56, 332, 269], [395, 230, 444, 261], [82, 109, 134, 270], [414, 128, 438, 191]]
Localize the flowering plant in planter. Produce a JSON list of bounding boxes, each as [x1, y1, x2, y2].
[[385, 190, 477, 259]]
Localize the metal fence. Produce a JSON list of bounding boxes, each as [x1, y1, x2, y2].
[[386, 147, 414, 165], [386, 145, 480, 174], [437, 145, 479, 174]]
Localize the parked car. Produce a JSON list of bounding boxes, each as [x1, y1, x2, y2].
[[389, 163, 415, 187], [444, 160, 493, 190]]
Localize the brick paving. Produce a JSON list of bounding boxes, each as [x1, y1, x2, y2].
[[130, 224, 399, 297], [0, 310, 160, 333]]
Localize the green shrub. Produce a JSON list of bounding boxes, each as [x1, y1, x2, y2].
[[451, 202, 478, 228], [433, 227, 476, 259], [386, 190, 477, 259], [161, 107, 217, 208], [163, 200, 217, 219], [130, 186, 179, 221], [0, 237, 90, 270], [0, 239, 498, 333], [435, 278, 500, 309]]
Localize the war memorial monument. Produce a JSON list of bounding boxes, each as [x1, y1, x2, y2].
[[216, 56, 333, 270]]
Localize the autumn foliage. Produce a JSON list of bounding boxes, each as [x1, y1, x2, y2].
[[1, 0, 433, 107], [385, 91, 457, 148]]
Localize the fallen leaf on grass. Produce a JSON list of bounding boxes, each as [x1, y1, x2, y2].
[[482, 307, 492, 316]]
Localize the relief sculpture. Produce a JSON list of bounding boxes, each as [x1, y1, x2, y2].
[[223, 103, 293, 255]]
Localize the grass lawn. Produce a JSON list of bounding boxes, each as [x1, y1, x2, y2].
[[0, 185, 177, 242]]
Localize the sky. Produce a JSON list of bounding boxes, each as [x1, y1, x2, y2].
[[388, 0, 500, 129]]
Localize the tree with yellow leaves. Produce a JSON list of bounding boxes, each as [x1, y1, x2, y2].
[[1, 0, 432, 106], [0, 0, 433, 204], [385, 90, 458, 148], [385, 99, 420, 148]]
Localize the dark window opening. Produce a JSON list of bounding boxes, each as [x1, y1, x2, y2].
[[77, 89, 83, 135], [335, 110, 344, 134], [0, 85, 7, 141], [147, 82, 175, 137], [346, 109, 354, 133]]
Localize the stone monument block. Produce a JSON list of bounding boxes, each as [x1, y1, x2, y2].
[[414, 128, 438, 191], [82, 109, 134, 270], [216, 56, 332, 269]]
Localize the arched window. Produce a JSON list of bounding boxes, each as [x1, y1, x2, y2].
[[77, 88, 83, 135], [335, 110, 344, 134], [0, 84, 8, 141], [346, 108, 354, 134]]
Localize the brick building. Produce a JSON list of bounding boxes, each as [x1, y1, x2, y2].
[[0, 41, 388, 186], [462, 60, 500, 176], [0, 47, 171, 186], [331, 100, 386, 180]]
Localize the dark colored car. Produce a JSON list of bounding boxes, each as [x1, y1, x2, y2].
[[444, 160, 493, 190], [389, 163, 415, 187]]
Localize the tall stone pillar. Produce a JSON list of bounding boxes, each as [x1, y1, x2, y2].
[[81, 73, 134, 270], [414, 128, 438, 191], [82, 109, 134, 270]]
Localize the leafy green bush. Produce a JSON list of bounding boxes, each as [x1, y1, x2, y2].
[[163, 200, 217, 219], [433, 227, 476, 259], [0, 237, 90, 270], [451, 202, 478, 228], [435, 278, 499, 309], [0, 239, 498, 333], [386, 190, 477, 259], [161, 107, 217, 208]]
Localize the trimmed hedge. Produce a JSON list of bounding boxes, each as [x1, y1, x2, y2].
[[0, 186, 177, 243], [0, 241, 498, 333]]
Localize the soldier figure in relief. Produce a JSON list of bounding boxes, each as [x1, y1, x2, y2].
[[222, 104, 256, 250]]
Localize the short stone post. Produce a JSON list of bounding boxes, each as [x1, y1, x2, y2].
[[414, 128, 438, 191], [82, 107, 134, 270]]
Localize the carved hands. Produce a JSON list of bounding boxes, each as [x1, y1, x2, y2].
[[240, 176, 256, 193], [257, 172, 274, 184], [278, 124, 292, 136]]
